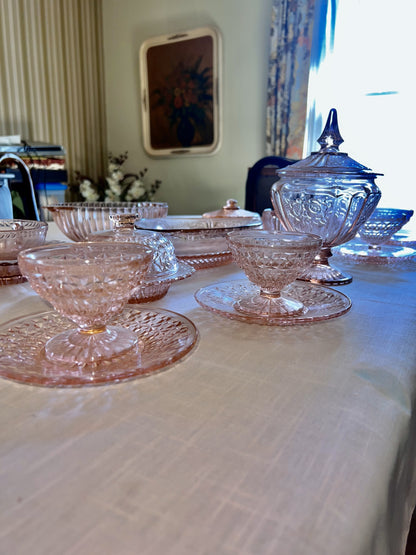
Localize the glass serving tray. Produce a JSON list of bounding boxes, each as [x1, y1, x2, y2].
[[0, 307, 198, 387], [195, 279, 351, 326]]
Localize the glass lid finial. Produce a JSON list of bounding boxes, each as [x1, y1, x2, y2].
[[317, 108, 344, 151]]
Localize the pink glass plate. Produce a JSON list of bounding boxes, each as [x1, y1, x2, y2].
[[194, 279, 351, 325], [178, 252, 233, 270], [0, 307, 198, 387], [337, 241, 416, 266]]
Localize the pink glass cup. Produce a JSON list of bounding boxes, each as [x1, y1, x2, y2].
[[18, 242, 152, 364], [227, 230, 322, 317]]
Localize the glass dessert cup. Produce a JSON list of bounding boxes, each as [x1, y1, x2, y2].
[[87, 214, 194, 302], [0, 219, 48, 285], [271, 109, 381, 286], [227, 230, 322, 317], [18, 242, 152, 365], [357, 208, 413, 249], [337, 208, 415, 263], [45, 201, 168, 241]]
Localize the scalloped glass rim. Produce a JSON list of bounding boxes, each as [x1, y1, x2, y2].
[[0, 307, 199, 387], [194, 279, 351, 325]]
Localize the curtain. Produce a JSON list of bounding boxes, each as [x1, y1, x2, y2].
[[265, 0, 315, 159], [0, 0, 107, 183]]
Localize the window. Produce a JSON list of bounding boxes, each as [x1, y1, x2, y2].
[[304, 0, 416, 230]]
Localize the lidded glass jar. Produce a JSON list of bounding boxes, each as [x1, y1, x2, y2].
[[271, 108, 382, 285], [87, 213, 194, 302]]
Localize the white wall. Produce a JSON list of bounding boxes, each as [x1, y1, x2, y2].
[[102, 0, 273, 214]]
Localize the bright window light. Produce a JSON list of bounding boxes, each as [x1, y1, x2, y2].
[[304, 0, 416, 230]]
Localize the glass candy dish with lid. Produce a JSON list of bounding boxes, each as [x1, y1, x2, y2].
[[271, 108, 382, 285], [87, 214, 194, 302]]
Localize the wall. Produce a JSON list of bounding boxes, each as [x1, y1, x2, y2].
[[102, 0, 273, 214]]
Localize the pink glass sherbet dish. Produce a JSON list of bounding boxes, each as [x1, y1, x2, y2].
[[337, 208, 415, 263], [227, 230, 322, 317], [0, 219, 48, 285], [45, 201, 168, 241], [18, 242, 152, 365]]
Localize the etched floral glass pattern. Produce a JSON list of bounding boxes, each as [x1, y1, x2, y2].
[[18, 242, 152, 364], [0, 219, 48, 284], [227, 230, 322, 317], [45, 201, 168, 242]]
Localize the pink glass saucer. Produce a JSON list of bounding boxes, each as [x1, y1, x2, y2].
[[0, 307, 198, 387], [194, 279, 351, 326], [178, 251, 233, 270], [337, 241, 416, 266]]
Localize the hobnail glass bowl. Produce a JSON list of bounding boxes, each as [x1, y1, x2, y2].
[[357, 208, 414, 248], [45, 201, 168, 242], [0, 219, 48, 284], [88, 214, 194, 302], [227, 230, 322, 317], [18, 242, 152, 364]]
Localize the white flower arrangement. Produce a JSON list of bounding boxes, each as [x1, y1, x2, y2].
[[75, 152, 161, 203]]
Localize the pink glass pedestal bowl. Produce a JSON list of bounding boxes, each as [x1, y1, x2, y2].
[[357, 208, 413, 248], [45, 201, 168, 242], [18, 242, 152, 366], [338, 208, 415, 263], [0, 219, 48, 285], [227, 230, 322, 317]]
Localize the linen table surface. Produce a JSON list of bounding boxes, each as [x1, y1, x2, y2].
[[0, 224, 415, 555]]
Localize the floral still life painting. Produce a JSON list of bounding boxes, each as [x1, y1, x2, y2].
[[140, 27, 221, 156], [75, 152, 161, 203]]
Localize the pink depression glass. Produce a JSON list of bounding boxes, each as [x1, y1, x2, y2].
[[45, 201, 168, 241], [227, 230, 322, 317], [18, 242, 152, 364], [357, 208, 413, 248], [0, 219, 48, 284]]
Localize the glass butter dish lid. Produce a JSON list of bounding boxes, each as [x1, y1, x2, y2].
[[88, 214, 194, 302]]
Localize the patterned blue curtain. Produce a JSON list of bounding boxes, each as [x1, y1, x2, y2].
[[266, 0, 316, 159]]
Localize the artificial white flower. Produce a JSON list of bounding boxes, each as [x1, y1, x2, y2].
[[80, 181, 99, 201], [106, 177, 122, 195], [125, 179, 146, 201]]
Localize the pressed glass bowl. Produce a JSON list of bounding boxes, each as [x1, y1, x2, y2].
[[45, 201, 168, 241], [18, 242, 152, 365], [0, 219, 48, 284], [227, 230, 322, 317], [88, 214, 194, 302], [136, 215, 262, 261], [357, 208, 414, 247]]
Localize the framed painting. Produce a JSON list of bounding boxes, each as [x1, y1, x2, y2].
[[139, 27, 221, 157]]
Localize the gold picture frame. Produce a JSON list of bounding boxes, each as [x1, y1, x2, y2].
[[139, 27, 221, 157]]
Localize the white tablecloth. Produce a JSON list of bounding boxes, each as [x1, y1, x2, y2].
[[1, 224, 416, 554]]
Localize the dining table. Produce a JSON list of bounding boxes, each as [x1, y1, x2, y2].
[[1, 222, 416, 555]]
